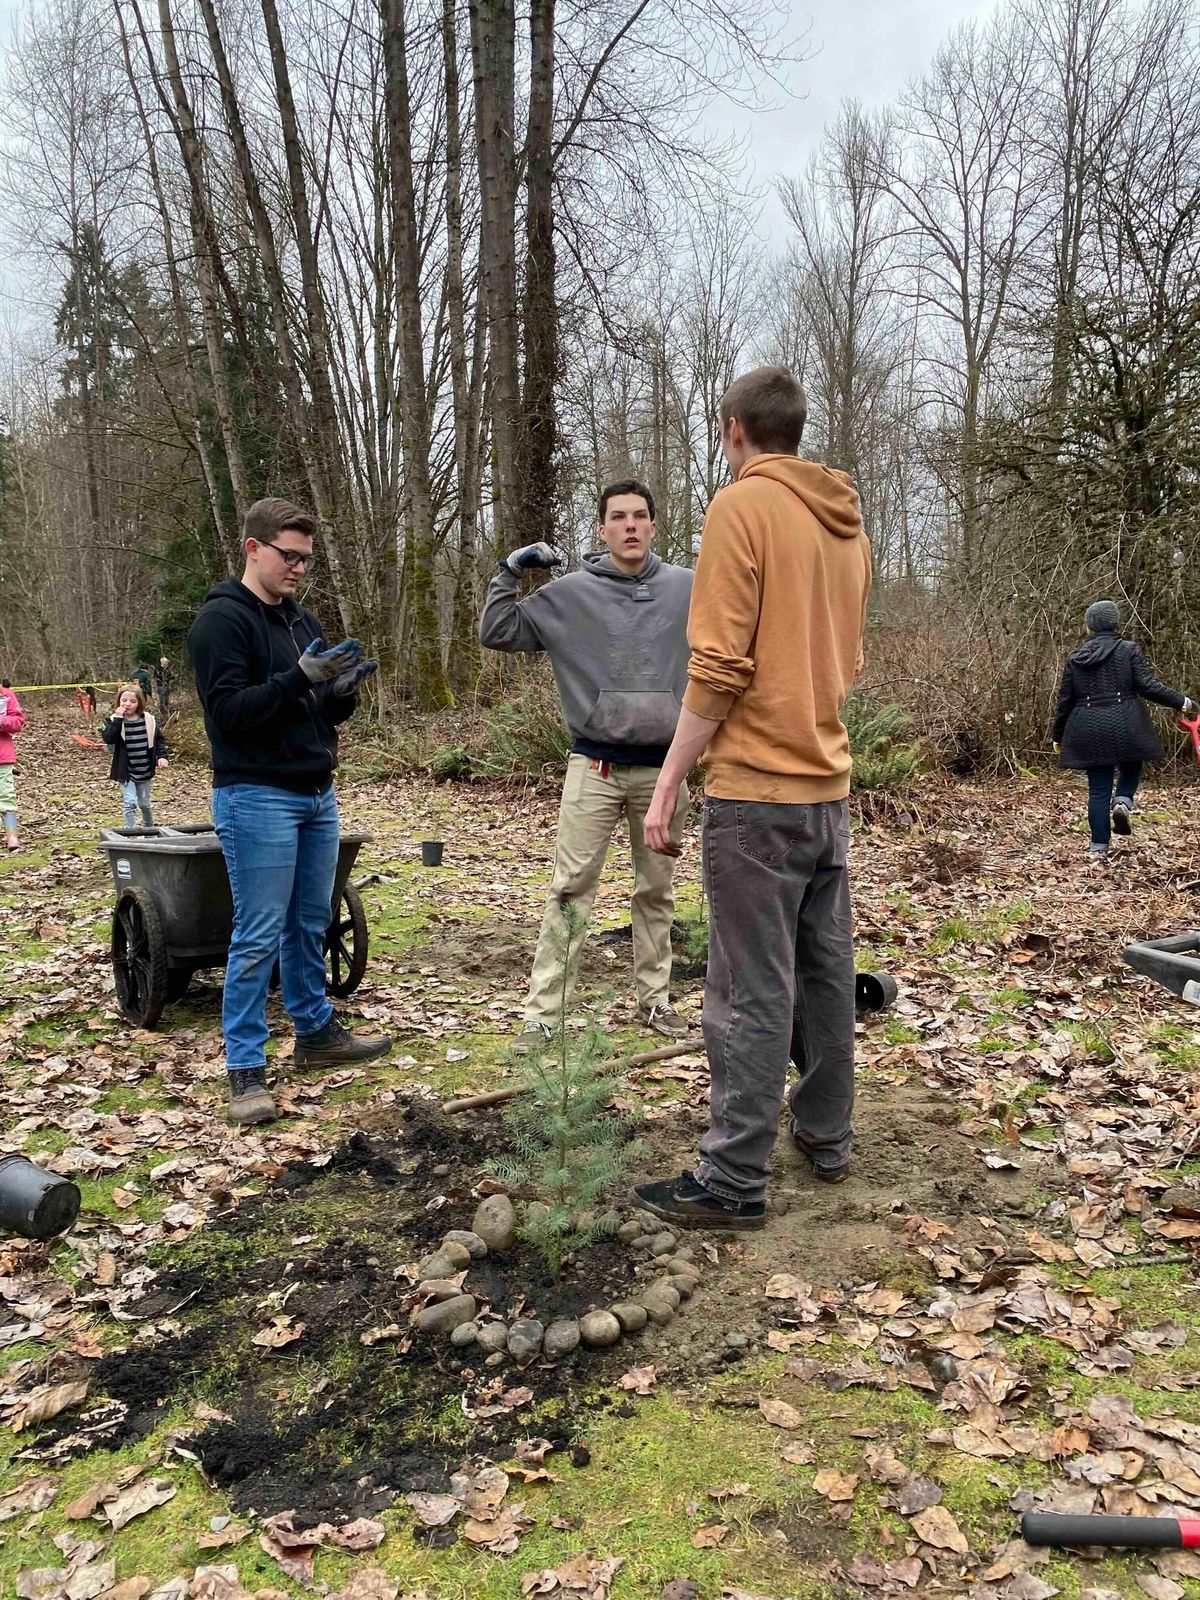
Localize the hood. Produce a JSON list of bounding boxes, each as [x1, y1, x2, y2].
[[201, 576, 299, 620], [738, 455, 864, 538], [581, 549, 662, 582], [1069, 634, 1123, 668]]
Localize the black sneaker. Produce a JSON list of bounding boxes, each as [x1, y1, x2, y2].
[[1111, 799, 1133, 836], [792, 1129, 851, 1184], [632, 1171, 766, 1231], [294, 1015, 392, 1068], [228, 1067, 276, 1126]]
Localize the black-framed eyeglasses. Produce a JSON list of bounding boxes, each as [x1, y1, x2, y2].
[[263, 543, 316, 571]]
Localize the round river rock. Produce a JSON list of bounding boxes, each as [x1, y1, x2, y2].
[[415, 1293, 477, 1335], [580, 1310, 622, 1347], [543, 1319, 582, 1359], [508, 1319, 545, 1364], [473, 1194, 517, 1252]]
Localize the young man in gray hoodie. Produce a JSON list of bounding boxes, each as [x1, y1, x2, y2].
[[480, 480, 694, 1050]]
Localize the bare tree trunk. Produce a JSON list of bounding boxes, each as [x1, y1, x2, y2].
[[114, 0, 237, 570], [468, 0, 522, 544], [144, 0, 251, 535], [444, 0, 482, 690], [521, 0, 557, 546], [381, 0, 449, 707], [192, 0, 354, 630]]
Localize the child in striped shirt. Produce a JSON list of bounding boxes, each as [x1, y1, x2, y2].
[[102, 684, 169, 828]]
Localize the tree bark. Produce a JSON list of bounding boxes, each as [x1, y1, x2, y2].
[[381, 0, 450, 707]]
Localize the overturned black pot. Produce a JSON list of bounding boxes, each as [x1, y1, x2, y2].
[[421, 840, 445, 867], [855, 970, 899, 1014], [0, 1155, 82, 1241]]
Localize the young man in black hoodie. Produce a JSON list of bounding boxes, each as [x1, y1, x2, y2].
[[187, 498, 390, 1125]]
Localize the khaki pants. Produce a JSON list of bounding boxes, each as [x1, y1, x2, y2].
[[526, 754, 688, 1023]]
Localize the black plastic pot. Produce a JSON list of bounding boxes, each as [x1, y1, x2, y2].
[[0, 1155, 82, 1241], [421, 841, 445, 867], [855, 970, 898, 1014]]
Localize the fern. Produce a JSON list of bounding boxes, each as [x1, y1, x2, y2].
[[844, 691, 923, 792]]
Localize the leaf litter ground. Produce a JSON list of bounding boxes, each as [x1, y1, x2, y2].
[[4, 707, 1200, 1598]]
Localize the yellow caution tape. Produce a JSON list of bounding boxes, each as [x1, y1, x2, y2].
[[7, 681, 127, 693]]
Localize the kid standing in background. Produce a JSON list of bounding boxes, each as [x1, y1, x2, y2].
[[0, 678, 24, 852], [102, 684, 169, 828]]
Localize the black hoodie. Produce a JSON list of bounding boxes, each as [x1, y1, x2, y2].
[[187, 578, 357, 791]]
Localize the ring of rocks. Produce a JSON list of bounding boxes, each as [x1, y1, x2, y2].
[[411, 1193, 705, 1365]]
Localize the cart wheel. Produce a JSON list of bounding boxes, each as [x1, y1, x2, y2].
[[166, 969, 192, 1002], [112, 886, 168, 1028], [325, 883, 368, 997]]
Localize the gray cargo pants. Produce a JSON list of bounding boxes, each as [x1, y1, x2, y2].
[[695, 797, 857, 1203]]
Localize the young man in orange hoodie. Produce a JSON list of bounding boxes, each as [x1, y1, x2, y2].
[[634, 366, 872, 1228]]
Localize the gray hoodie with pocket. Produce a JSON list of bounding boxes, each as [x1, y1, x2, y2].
[[479, 550, 693, 758]]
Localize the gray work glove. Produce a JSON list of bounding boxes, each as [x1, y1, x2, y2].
[[299, 637, 362, 685], [502, 542, 564, 575], [332, 658, 378, 697]]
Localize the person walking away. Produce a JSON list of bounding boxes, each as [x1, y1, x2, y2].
[[131, 662, 153, 703], [1052, 599, 1194, 857], [0, 680, 24, 852], [154, 657, 172, 720], [102, 684, 169, 827], [480, 480, 694, 1049], [187, 496, 390, 1127], [634, 366, 872, 1229]]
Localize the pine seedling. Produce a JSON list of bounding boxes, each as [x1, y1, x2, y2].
[[489, 901, 642, 1275]]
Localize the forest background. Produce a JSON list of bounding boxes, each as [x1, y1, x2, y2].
[[0, 0, 1197, 777]]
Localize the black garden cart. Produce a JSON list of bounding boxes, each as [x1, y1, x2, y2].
[[98, 823, 369, 1028]]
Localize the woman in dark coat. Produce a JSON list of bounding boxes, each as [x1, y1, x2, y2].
[[1053, 600, 1194, 855]]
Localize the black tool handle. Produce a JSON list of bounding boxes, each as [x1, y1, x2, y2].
[[1022, 1512, 1184, 1549]]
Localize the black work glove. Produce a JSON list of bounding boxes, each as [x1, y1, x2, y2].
[[332, 658, 378, 697], [502, 542, 565, 575], [299, 638, 362, 684]]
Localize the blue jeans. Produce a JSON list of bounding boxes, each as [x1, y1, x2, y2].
[[212, 783, 338, 1070], [121, 779, 154, 828], [1086, 761, 1142, 845]]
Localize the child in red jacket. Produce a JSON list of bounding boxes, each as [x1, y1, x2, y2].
[[0, 680, 25, 852]]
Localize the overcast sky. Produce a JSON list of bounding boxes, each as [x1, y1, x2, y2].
[[0, 0, 999, 335], [706, 0, 1000, 239]]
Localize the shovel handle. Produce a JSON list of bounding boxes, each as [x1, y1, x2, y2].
[[1022, 1512, 1199, 1549]]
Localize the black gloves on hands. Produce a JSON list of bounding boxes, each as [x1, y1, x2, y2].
[[503, 542, 565, 575], [299, 638, 362, 685], [332, 658, 379, 697]]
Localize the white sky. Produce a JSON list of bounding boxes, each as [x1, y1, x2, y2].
[[706, 0, 1000, 240], [0, 0, 999, 337]]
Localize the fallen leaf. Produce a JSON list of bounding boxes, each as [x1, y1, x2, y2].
[[195, 1523, 251, 1550], [691, 1524, 728, 1548], [0, 1476, 59, 1521], [251, 1316, 305, 1349], [759, 1398, 803, 1430], [1137, 1579, 1184, 1600], [909, 1504, 969, 1554], [329, 1571, 401, 1600], [617, 1365, 657, 1395], [191, 1568, 250, 1600], [764, 1273, 808, 1299], [17, 1568, 68, 1600], [707, 1482, 751, 1500], [103, 1478, 176, 1531], [95, 1580, 152, 1600], [516, 1438, 555, 1465], [405, 1493, 460, 1528], [780, 1441, 816, 1464], [812, 1468, 858, 1502], [328, 1518, 386, 1552], [12, 1378, 89, 1432]]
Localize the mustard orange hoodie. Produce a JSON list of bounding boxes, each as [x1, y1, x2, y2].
[[683, 455, 872, 802]]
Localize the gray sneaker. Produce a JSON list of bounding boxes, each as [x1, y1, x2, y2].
[[228, 1067, 276, 1126], [1111, 799, 1133, 836], [294, 1015, 392, 1068], [511, 1020, 553, 1056], [640, 1002, 688, 1038], [1088, 842, 1110, 857]]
